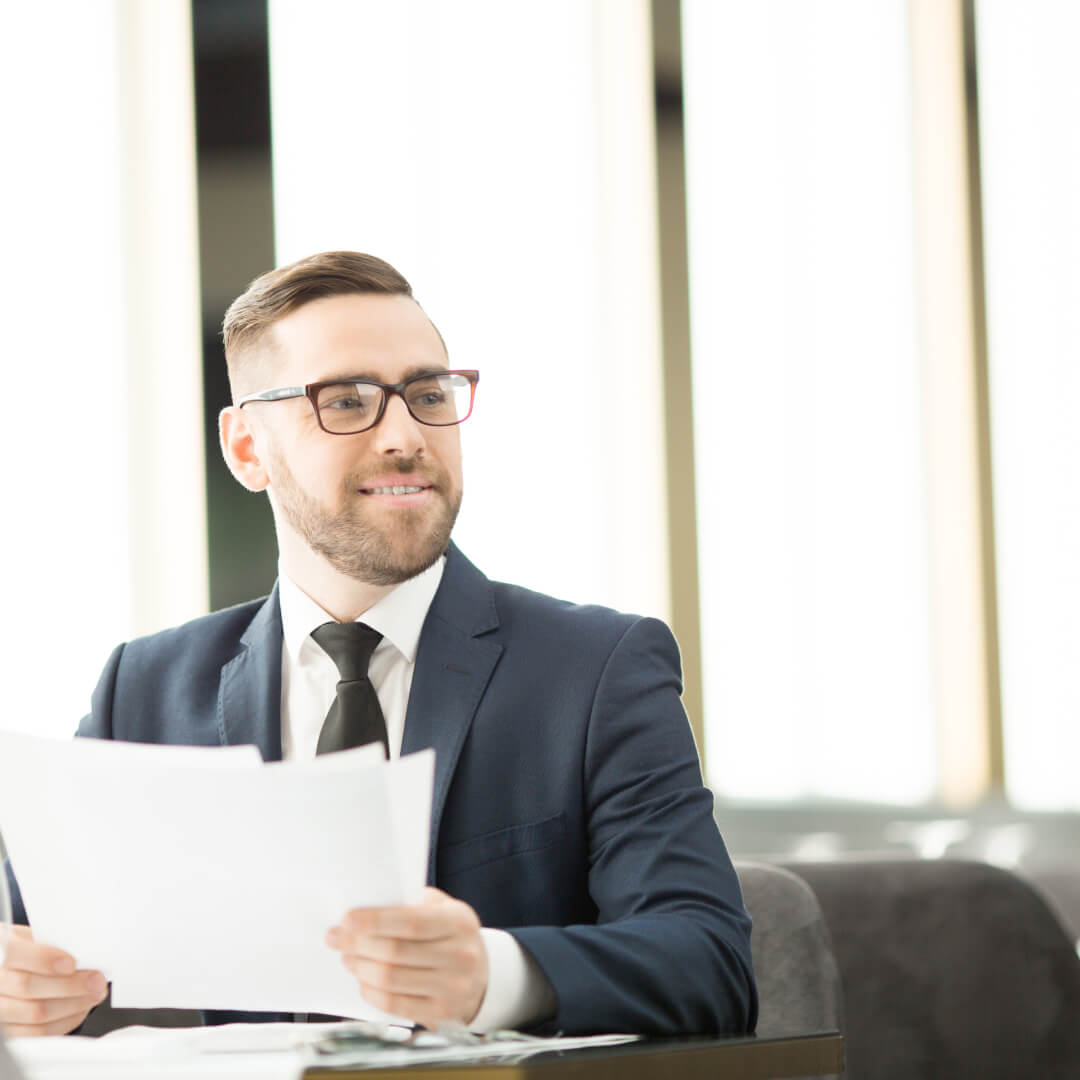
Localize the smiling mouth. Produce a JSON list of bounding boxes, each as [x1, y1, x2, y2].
[[361, 485, 428, 495]]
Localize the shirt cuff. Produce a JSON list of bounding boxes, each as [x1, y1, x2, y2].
[[469, 928, 557, 1033]]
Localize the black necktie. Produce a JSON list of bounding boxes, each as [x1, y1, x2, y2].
[[311, 621, 389, 758]]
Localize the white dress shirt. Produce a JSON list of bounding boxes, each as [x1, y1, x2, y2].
[[277, 559, 554, 1031]]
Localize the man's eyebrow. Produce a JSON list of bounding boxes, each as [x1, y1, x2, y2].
[[324, 365, 450, 383]]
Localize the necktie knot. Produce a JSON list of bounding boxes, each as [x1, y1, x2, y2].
[[311, 621, 388, 757], [311, 621, 383, 683]]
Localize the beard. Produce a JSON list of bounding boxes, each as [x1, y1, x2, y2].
[[268, 451, 462, 586]]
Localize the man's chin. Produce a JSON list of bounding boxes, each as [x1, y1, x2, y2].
[[322, 507, 456, 586], [279, 479, 460, 587], [337, 540, 448, 587]]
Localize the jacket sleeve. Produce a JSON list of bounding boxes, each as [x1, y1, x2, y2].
[[76, 642, 124, 740], [509, 617, 758, 1035]]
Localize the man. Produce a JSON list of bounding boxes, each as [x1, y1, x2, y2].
[[1, 252, 756, 1037]]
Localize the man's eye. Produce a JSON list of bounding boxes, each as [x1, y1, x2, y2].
[[321, 391, 373, 411], [411, 391, 447, 409]]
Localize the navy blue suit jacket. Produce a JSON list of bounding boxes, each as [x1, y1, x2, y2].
[[8, 544, 756, 1034]]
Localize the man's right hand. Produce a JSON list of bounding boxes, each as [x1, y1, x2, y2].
[[0, 926, 108, 1036]]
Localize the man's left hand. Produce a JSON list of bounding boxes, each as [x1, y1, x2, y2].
[[327, 887, 488, 1029]]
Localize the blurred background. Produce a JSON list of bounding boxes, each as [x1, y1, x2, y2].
[[1, 0, 1079, 871]]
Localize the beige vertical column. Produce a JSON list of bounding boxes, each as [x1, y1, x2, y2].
[[592, 0, 672, 629], [908, 0, 1002, 804], [117, 0, 210, 632], [651, 0, 705, 757]]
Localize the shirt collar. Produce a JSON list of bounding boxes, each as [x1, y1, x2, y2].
[[278, 556, 446, 665]]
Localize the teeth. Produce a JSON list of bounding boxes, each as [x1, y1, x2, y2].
[[367, 485, 423, 495]]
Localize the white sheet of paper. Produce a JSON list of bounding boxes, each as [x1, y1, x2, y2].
[[0, 733, 433, 1020], [7, 1024, 641, 1080], [8, 1028, 308, 1080]]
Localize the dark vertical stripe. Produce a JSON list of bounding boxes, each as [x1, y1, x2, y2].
[[191, 0, 279, 611]]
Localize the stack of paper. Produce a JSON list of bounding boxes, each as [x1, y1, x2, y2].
[[6, 1023, 642, 1080], [0, 733, 433, 1020]]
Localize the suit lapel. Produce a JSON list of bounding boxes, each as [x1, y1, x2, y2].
[[212, 552, 502, 868], [402, 545, 502, 882], [217, 587, 284, 762]]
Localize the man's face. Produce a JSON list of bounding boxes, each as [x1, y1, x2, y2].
[[249, 293, 464, 586]]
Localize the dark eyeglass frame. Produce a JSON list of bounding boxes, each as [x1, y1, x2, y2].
[[237, 369, 479, 435]]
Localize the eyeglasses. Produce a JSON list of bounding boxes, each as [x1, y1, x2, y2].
[[237, 369, 479, 435]]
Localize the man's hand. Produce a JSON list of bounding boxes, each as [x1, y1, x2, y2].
[[326, 887, 488, 1029], [0, 927, 108, 1037]]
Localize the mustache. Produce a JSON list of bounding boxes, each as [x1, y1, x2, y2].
[[345, 456, 441, 489]]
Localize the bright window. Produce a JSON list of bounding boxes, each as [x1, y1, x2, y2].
[[976, 1, 1080, 809], [0, 2, 205, 737], [682, 1, 935, 801], [268, 0, 669, 620]]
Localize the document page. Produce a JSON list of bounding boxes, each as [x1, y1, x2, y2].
[[6, 1024, 642, 1080], [0, 733, 433, 1020]]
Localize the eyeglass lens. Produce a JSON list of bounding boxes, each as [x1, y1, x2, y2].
[[315, 373, 473, 433]]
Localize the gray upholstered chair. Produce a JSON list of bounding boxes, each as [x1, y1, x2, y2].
[[735, 859, 844, 1080], [782, 858, 1080, 1080], [1022, 864, 1080, 946]]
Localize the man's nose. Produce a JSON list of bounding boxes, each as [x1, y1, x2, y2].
[[371, 391, 426, 455]]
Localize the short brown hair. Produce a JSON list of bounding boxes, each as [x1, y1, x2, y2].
[[222, 251, 415, 394]]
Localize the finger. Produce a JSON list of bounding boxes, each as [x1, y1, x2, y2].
[[341, 898, 474, 941], [339, 908, 444, 941], [354, 983, 433, 1025], [0, 967, 107, 1002], [2, 1005, 96, 1038], [357, 983, 468, 1032], [342, 956, 441, 997], [2, 929, 78, 976], [0, 989, 105, 1029], [325, 929, 444, 968], [342, 887, 454, 933]]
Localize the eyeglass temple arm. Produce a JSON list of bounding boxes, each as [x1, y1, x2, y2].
[[237, 386, 306, 407]]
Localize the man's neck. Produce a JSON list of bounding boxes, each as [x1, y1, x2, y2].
[[277, 530, 395, 623]]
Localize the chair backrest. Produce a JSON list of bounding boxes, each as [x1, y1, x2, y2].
[[1022, 863, 1080, 945], [735, 860, 845, 1040], [782, 858, 1080, 1080]]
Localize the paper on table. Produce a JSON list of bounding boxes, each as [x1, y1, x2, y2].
[[0, 732, 433, 1020], [8, 1024, 642, 1080], [8, 1028, 307, 1080]]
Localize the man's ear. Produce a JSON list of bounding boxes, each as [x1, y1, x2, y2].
[[219, 406, 270, 492]]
